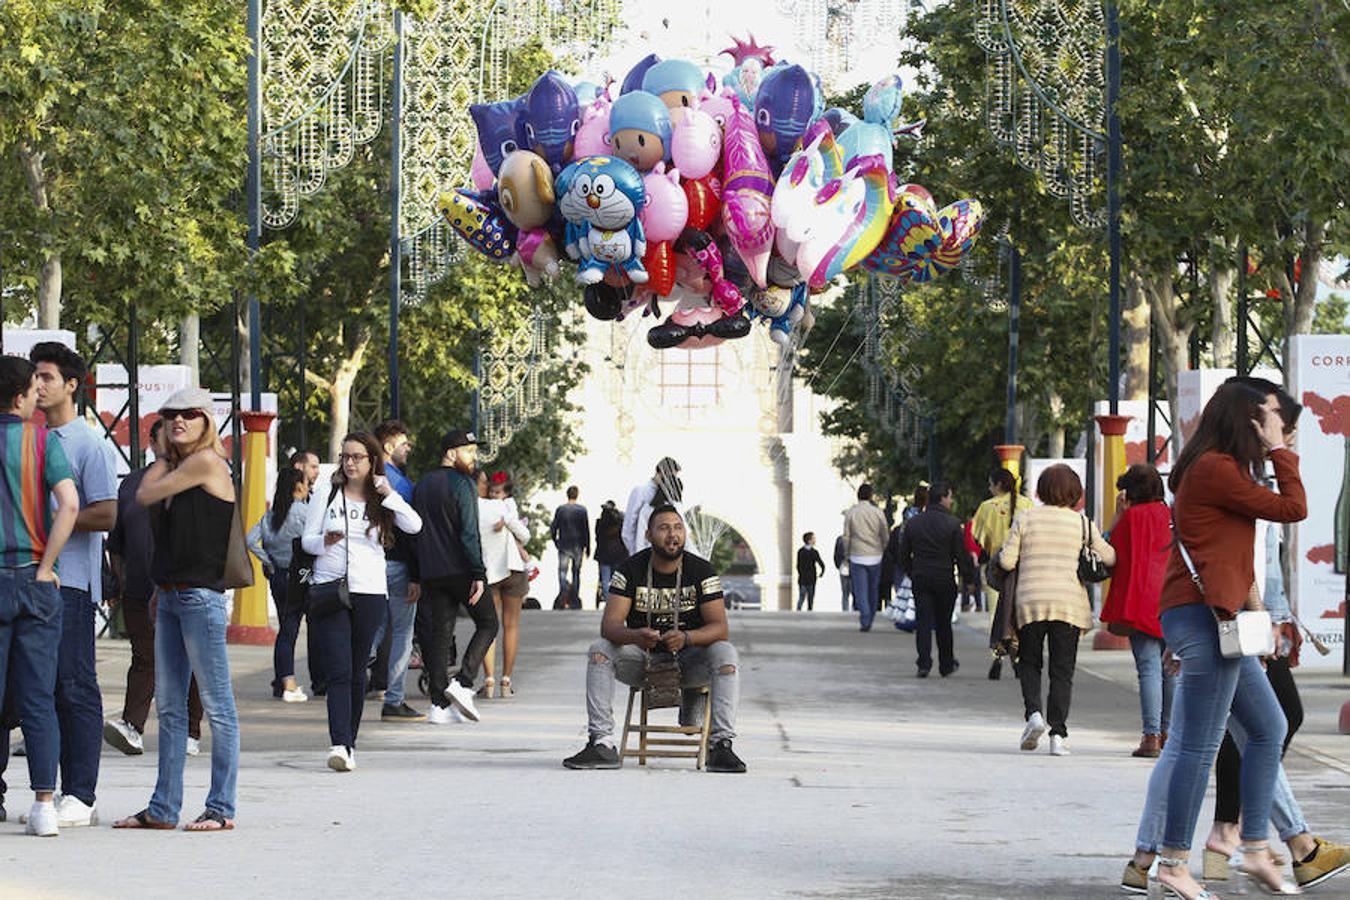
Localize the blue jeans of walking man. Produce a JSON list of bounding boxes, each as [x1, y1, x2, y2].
[[367, 560, 417, 706], [149, 588, 239, 824], [850, 563, 881, 631], [558, 546, 584, 609], [0, 567, 63, 798]]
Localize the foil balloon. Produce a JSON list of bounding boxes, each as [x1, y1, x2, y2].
[[724, 58, 764, 108], [469, 97, 524, 175], [647, 304, 751, 350], [640, 163, 688, 243], [910, 199, 985, 283], [609, 91, 672, 172], [583, 281, 633, 321], [836, 74, 925, 171], [470, 141, 495, 191], [438, 190, 517, 262], [556, 155, 649, 286], [719, 96, 776, 289], [697, 89, 737, 133], [753, 63, 822, 175], [573, 97, 612, 158], [573, 80, 602, 105], [770, 121, 845, 266], [747, 282, 809, 347], [678, 227, 744, 317], [515, 71, 580, 174], [497, 150, 560, 286], [643, 241, 677, 296], [821, 107, 859, 136], [683, 173, 722, 230], [671, 109, 722, 180], [860, 185, 945, 280], [620, 53, 661, 95], [793, 155, 896, 289], [642, 59, 706, 118]]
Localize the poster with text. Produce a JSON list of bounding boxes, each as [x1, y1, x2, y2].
[[1288, 336, 1349, 668]]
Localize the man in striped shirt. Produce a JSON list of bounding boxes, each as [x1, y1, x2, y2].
[[0, 356, 79, 836]]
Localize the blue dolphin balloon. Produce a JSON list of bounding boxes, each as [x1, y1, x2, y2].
[[620, 53, 661, 95], [515, 71, 581, 174]]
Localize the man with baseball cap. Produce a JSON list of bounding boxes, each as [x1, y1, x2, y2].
[[411, 429, 497, 724]]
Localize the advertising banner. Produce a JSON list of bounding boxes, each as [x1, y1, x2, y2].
[[1288, 336, 1349, 668], [2, 328, 77, 357]]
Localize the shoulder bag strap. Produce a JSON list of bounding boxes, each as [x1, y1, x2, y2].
[[1169, 506, 1205, 596]]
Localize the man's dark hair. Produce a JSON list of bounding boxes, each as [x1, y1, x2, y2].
[[857, 483, 874, 501], [373, 419, 409, 447], [0, 357, 36, 412], [930, 480, 954, 505], [802, 531, 814, 543], [989, 468, 1016, 494], [647, 503, 681, 527], [29, 342, 86, 396], [566, 485, 579, 500], [289, 449, 317, 468]]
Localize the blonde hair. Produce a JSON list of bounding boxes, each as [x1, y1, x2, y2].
[[166, 415, 227, 464]]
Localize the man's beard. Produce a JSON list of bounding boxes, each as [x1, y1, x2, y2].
[[651, 541, 684, 562]]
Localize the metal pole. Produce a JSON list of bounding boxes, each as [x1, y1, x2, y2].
[[1146, 315, 1157, 464], [471, 332, 482, 434], [128, 303, 140, 469], [298, 297, 307, 452], [246, 0, 262, 412], [388, 11, 404, 419], [1237, 244, 1249, 376], [1005, 241, 1021, 444], [230, 293, 244, 490], [1106, 0, 1122, 415]]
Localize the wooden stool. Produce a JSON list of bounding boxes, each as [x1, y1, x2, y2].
[[620, 684, 713, 769]]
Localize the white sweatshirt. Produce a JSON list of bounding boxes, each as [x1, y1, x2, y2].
[[303, 487, 422, 596], [478, 496, 530, 585]]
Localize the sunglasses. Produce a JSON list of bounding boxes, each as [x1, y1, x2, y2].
[[162, 408, 208, 422]]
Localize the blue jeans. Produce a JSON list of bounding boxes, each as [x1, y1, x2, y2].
[[797, 581, 816, 610], [558, 547, 584, 607], [1135, 604, 1285, 850], [850, 563, 881, 630], [1129, 632, 1176, 735], [839, 573, 852, 611], [1228, 716, 1308, 842], [56, 587, 101, 807], [368, 561, 416, 706], [598, 563, 615, 603], [149, 588, 239, 823], [0, 567, 62, 794]]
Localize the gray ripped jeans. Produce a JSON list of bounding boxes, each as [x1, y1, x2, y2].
[[586, 638, 740, 744]]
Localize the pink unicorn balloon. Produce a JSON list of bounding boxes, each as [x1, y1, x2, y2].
[[719, 96, 776, 288]]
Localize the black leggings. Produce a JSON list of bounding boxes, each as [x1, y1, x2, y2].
[[1213, 656, 1302, 825]]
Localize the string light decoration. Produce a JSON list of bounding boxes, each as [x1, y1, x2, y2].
[[260, 0, 395, 229], [974, 0, 1106, 228], [860, 273, 930, 463], [777, 0, 907, 92]]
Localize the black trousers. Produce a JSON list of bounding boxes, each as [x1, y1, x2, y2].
[[310, 592, 385, 749], [1213, 655, 1303, 825], [1016, 620, 1080, 737], [913, 577, 958, 674], [423, 577, 498, 707]]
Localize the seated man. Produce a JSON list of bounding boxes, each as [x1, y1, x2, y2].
[[563, 505, 746, 774]]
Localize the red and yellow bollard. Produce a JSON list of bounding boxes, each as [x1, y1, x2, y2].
[[1093, 414, 1132, 651], [226, 410, 278, 645]]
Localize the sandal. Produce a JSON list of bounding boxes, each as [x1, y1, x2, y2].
[[1157, 856, 1223, 900], [184, 810, 234, 832], [112, 809, 176, 830], [500, 676, 514, 698], [477, 677, 495, 700]]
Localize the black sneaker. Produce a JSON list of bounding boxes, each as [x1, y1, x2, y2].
[[987, 659, 1003, 681], [0, 800, 6, 823], [563, 739, 621, 770], [940, 660, 960, 677], [706, 739, 747, 773], [916, 668, 930, 678], [381, 702, 427, 722]]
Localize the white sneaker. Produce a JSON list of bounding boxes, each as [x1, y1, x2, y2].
[[186, 737, 201, 757], [427, 704, 455, 725], [1049, 735, 1070, 756], [449, 707, 467, 723], [55, 795, 97, 828], [103, 718, 145, 755], [281, 688, 308, 703], [326, 745, 354, 772], [1020, 712, 1047, 751], [25, 801, 58, 837], [445, 680, 481, 722]]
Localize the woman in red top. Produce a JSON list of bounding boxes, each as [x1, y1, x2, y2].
[[1100, 463, 1174, 758], [1125, 382, 1305, 900]]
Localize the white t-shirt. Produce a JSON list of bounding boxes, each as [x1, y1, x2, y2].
[[478, 496, 530, 585], [303, 488, 422, 596]]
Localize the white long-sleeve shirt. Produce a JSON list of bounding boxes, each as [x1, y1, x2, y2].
[[478, 496, 530, 585], [303, 487, 422, 596], [622, 481, 657, 555]]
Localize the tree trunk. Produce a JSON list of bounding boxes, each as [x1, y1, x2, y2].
[[17, 143, 61, 328], [179, 313, 200, 386], [1047, 426, 1066, 459], [1122, 273, 1151, 400], [326, 323, 371, 461], [1209, 241, 1236, 368], [1140, 271, 1192, 433], [1278, 220, 1325, 376]]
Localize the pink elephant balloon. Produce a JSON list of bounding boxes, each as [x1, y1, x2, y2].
[[471, 141, 495, 191], [639, 162, 689, 243], [572, 98, 612, 158], [671, 109, 722, 179]]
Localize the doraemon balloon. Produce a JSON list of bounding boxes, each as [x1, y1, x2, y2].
[[556, 156, 649, 286], [469, 97, 524, 175], [515, 71, 580, 174], [754, 64, 822, 175], [608, 91, 672, 172]]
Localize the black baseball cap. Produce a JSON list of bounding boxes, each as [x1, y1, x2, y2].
[[439, 429, 478, 456]]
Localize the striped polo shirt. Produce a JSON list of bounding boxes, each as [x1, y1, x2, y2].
[[0, 413, 74, 568]]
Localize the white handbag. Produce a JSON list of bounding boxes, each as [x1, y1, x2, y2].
[[1172, 510, 1276, 658]]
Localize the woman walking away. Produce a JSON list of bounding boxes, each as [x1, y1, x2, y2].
[[115, 388, 241, 832], [478, 471, 531, 699], [1100, 463, 1174, 758], [1124, 380, 1305, 899], [302, 432, 421, 773], [594, 500, 626, 603], [997, 464, 1113, 757], [247, 467, 311, 703], [973, 468, 1032, 679]]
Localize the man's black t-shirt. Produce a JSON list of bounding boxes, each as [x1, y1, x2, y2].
[[609, 548, 724, 632]]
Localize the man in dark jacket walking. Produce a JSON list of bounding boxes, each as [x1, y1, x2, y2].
[[413, 429, 497, 725], [897, 481, 975, 678], [795, 533, 825, 610], [551, 486, 590, 609]]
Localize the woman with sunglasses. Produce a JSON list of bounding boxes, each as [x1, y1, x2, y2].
[[114, 389, 239, 832], [302, 432, 421, 772]]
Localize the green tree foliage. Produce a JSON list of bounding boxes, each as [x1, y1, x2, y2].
[[1313, 294, 1350, 336]]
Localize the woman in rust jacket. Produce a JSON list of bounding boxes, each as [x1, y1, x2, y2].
[[1124, 381, 1305, 900]]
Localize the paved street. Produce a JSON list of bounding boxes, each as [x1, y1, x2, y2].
[[3, 610, 1348, 900]]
